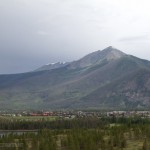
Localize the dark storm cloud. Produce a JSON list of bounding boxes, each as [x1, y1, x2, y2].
[[0, 0, 150, 74]]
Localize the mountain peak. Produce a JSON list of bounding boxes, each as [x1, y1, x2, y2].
[[104, 46, 115, 50], [101, 46, 126, 60], [103, 46, 124, 53], [69, 47, 126, 69], [35, 62, 69, 72]]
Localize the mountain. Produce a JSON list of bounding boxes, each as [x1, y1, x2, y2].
[[0, 46, 150, 110], [68, 46, 126, 69], [35, 62, 70, 71]]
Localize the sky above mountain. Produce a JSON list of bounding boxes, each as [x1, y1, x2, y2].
[[0, 0, 150, 74]]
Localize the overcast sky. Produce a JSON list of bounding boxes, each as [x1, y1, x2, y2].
[[0, 0, 150, 74]]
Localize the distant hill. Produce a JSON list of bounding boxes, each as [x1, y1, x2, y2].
[[0, 46, 150, 110]]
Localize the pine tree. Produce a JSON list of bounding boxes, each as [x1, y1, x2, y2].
[[143, 138, 148, 150]]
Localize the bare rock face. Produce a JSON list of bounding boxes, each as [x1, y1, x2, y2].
[[103, 46, 126, 60], [68, 46, 126, 69]]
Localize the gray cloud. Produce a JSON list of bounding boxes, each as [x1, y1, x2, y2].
[[119, 35, 150, 42], [1, 0, 150, 74]]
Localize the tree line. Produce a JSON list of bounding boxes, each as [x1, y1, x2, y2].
[[0, 117, 150, 149]]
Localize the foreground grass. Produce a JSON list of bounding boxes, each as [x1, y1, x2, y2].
[[0, 126, 150, 150]]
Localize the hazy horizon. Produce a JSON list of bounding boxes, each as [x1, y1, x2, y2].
[[1, 0, 150, 74]]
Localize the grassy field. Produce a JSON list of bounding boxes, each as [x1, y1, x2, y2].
[[125, 139, 143, 150]]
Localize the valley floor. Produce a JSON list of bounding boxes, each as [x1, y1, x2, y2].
[[0, 116, 150, 150]]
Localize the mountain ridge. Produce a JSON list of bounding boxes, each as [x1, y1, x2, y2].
[[0, 46, 150, 110], [68, 46, 126, 69], [35, 62, 70, 72]]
